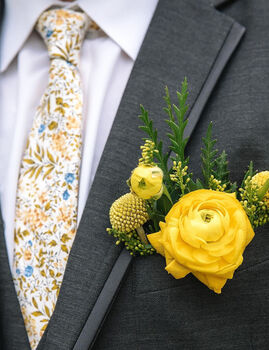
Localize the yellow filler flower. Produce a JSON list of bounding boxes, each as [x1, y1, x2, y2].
[[130, 165, 163, 200]]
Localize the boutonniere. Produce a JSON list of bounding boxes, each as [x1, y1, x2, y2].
[[107, 79, 269, 294]]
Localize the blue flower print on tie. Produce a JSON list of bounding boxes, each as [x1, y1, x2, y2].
[[28, 240, 33, 247], [65, 173, 75, 184], [24, 266, 33, 277], [63, 190, 70, 200], [38, 124, 45, 133], [16, 268, 21, 275], [46, 29, 53, 38]]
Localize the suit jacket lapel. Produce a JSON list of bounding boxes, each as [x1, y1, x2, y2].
[[212, 0, 232, 8], [0, 0, 244, 349]]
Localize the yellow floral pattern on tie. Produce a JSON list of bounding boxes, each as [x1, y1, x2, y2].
[[12, 9, 95, 349]]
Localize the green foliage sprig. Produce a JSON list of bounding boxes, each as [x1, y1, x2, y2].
[[108, 79, 269, 255], [238, 162, 269, 227], [164, 78, 189, 166], [201, 122, 236, 192], [139, 79, 192, 198], [138, 106, 170, 184], [201, 122, 218, 188], [137, 80, 269, 231]]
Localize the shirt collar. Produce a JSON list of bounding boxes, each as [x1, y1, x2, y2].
[[79, 0, 158, 60], [0, 0, 158, 73]]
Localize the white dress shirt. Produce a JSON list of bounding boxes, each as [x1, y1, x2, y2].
[[0, 0, 158, 268]]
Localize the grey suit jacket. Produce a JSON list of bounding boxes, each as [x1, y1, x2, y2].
[[1, 0, 269, 349]]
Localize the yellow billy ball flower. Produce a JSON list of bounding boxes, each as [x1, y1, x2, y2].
[[130, 165, 163, 200], [109, 192, 149, 233], [251, 171, 269, 207]]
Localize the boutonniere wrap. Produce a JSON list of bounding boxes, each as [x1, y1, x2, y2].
[[107, 79, 269, 294]]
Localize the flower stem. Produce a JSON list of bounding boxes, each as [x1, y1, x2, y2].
[[163, 184, 173, 205], [136, 226, 148, 244]]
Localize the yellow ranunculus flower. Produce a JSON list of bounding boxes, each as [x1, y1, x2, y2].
[[130, 165, 163, 200], [148, 189, 254, 294]]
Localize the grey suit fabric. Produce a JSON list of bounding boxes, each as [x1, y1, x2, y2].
[[0, 0, 269, 349], [92, 1, 269, 349]]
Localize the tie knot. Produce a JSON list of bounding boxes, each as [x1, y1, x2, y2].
[[36, 9, 90, 66]]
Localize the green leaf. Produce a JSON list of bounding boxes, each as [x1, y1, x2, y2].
[[187, 178, 204, 191], [213, 151, 230, 184], [164, 78, 189, 166], [201, 122, 217, 188], [241, 161, 255, 188], [230, 182, 237, 193], [201, 123, 235, 191], [196, 179, 204, 189], [156, 193, 173, 216]]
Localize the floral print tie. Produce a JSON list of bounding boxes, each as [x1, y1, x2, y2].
[[12, 9, 95, 349]]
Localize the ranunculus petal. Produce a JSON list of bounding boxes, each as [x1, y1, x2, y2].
[[164, 247, 174, 266], [165, 260, 190, 279], [203, 242, 234, 258], [148, 231, 165, 256], [223, 227, 246, 264], [202, 226, 237, 255], [179, 217, 206, 248], [193, 271, 227, 294], [245, 214, 255, 244], [184, 260, 225, 274], [191, 248, 219, 265]]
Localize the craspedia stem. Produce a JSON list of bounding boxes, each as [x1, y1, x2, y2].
[[136, 226, 148, 244]]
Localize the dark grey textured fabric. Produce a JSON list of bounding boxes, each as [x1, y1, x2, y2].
[[0, 0, 269, 349], [92, 1, 269, 349]]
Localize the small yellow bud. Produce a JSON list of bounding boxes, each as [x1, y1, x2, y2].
[[130, 165, 163, 200]]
